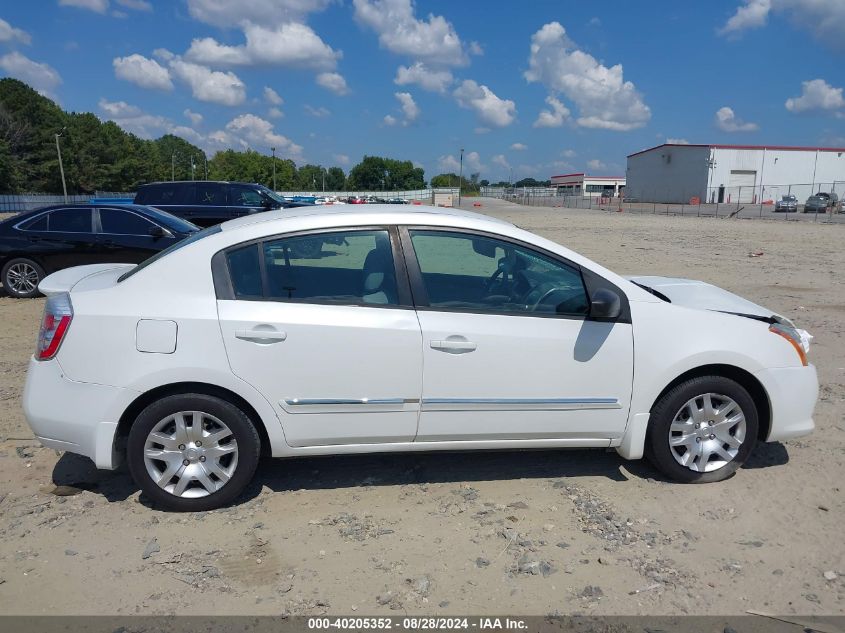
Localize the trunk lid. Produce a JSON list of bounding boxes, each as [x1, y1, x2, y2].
[[38, 263, 135, 297]]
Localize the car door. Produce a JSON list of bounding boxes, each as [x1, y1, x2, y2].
[[215, 227, 423, 447], [96, 207, 179, 263], [402, 228, 634, 443], [24, 208, 99, 271]]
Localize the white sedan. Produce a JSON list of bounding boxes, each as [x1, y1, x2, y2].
[[23, 205, 818, 511]]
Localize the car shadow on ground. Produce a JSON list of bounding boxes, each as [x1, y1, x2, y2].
[[50, 441, 790, 511]]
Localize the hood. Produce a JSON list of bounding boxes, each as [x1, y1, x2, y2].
[[38, 263, 134, 296], [627, 275, 813, 352]]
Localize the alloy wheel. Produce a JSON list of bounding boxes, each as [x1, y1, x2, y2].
[[6, 262, 39, 295]]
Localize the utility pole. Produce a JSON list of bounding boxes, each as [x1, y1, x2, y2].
[[171, 152, 178, 181], [458, 148, 464, 207], [190, 154, 196, 180], [322, 168, 326, 193], [55, 127, 68, 203], [271, 147, 276, 191], [204, 154, 208, 180]]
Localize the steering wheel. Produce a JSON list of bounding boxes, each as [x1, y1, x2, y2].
[[530, 286, 563, 312]]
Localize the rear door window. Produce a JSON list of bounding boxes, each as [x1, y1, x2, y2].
[[98, 208, 156, 235], [194, 182, 226, 206], [47, 208, 93, 233], [18, 214, 49, 231]]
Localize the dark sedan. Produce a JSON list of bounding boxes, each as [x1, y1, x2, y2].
[[0, 204, 198, 298]]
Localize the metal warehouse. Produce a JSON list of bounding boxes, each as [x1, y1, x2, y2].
[[625, 144, 845, 204], [550, 173, 626, 198]]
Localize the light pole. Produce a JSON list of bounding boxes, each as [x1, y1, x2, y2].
[[271, 147, 276, 191], [203, 154, 208, 180], [190, 154, 196, 180], [458, 148, 464, 207], [55, 127, 68, 203], [171, 151, 179, 181], [322, 167, 326, 193]]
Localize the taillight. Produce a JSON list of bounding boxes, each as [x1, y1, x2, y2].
[[36, 293, 73, 361]]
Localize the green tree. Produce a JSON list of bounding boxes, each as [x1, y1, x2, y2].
[[348, 156, 424, 190], [325, 166, 346, 190]]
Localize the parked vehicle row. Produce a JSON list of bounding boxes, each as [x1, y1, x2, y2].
[[23, 205, 817, 511], [345, 196, 408, 205], [774, 192, 840, 213]]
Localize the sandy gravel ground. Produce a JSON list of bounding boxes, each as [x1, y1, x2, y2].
[[0, 199, 842, 616]]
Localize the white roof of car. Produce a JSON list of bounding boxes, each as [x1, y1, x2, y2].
[[220, 204, 513, 231]]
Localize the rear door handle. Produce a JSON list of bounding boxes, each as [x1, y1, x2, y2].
[[235, 329, 287, 344], [430, 339, 477, 353]]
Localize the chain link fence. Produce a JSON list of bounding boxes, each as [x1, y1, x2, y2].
[[494, 182, 845, 223]]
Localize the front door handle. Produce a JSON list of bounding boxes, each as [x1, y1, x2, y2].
[[235, 329, 287, 344], [430, 338, 477, 354]]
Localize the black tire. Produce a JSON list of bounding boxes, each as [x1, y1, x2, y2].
[[127, 393, 261, 511], [645, 375, 758, 483], [2, 258, 45, 299]]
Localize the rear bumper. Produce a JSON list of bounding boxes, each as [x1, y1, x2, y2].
[[755, 364, 818, 441], [22, 357, 139, 469]]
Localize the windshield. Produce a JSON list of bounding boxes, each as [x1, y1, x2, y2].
[[782, 195, 796, 201], [117, 224, 221, 282], [256, 185, 286, 206]]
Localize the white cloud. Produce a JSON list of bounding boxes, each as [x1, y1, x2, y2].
[[395, 91, 419, 123], [383, 114, 398, 126], [0, 52, 61, 96], [184, 109, 203, 125], [510, 143, 527, 151], [185, 22, 340, 70], [186, 0, 332, 28], [304, 104, 330, 117], [170, 60, 246, 106], [394, 62, 453, 93], [525, 22, 651, 131], [492, 154, 510, 169], [113, 54, 173, 91], [474, 127, 490, 134], [353, 0, 467, 66], [437, 155, 460, 172], [719, 0, 845, 44], [469, 41, 483, 56], [59, 0, 109, 12], [115, 0, 152, 10], [99, 98, 198, 141], [586, 159, 606, 171], [533, 95, 570, 128], [561, 149, 576, 158], [715, 106, 759, 132], [153, 48, 175, 61], [268, 107, 284, 119], [453, 79, 516, 128], [437, 151, 483, 173], [219, 113, 303, 160], [264, 86, 284, 105], [316, 71, 349, 95], [719, 0, 771, 35], [333, 153, 350, 165], [666, 137, 690, 144], [785, 79, 844, 113], [0, 18, 31, 45]]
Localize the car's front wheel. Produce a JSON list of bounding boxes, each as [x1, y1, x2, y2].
[[2, 258, 45, 299], [127, 393, 261, 511], [645, 376, 758, 483]]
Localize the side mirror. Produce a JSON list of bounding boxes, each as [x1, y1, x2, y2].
[[589, 288, 621, 320], [148, 225, 169, 238]]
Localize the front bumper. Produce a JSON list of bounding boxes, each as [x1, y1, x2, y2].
[[754, 364, 818, 442], [22, 357, 139, 469]]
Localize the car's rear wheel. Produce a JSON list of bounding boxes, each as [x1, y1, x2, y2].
[[127, 393, 261, 511], [2, 258, 45, 299], [645, 376, 758, 483]]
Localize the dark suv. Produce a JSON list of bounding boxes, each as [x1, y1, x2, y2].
[[134, 181, 309, 227]]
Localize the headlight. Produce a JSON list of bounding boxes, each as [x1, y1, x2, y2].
[[769, 322, 809, 366]]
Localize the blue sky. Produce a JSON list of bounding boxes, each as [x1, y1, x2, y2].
[[0, 0, 843, 182]]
